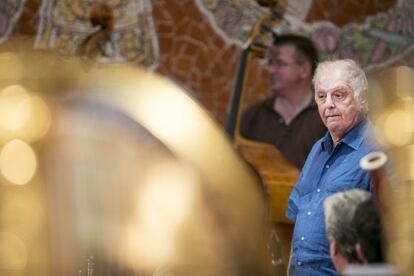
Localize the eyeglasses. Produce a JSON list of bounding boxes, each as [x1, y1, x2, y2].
[[315, 89, 351, 104]]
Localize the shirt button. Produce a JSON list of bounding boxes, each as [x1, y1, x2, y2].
[[301, 236, 305, 241], [325, 164, 330, 169], [307, 211, 312, 216], [297, 261, 302, 266], [317, 188, 321, 193]]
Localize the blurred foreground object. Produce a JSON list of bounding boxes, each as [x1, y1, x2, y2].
[[344, 264, 399, 276], [0, 49, 276, 275], [365, 66, 414, 275]]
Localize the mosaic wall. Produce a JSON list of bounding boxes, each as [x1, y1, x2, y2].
[[0, 0, 27, 43], [35, 0, 158, 66], [2, 0, 413, 124], [197, 0, 413, 69]]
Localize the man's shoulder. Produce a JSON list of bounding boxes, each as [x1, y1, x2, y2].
[[344, 119, 379, 153], [241, 97, 274, 124], [243, 97, 272, 113], [361, 120, 380, 150]]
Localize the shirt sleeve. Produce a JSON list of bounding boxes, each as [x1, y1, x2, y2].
[[286, 168, 308, 222]]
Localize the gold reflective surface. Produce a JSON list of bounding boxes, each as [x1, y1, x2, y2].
[[0, 232, 28, 270], [0, 85, 32, 132], [0, 139, 37, 185], [0, 48, 275, 275], [368, 66, 414, 275]]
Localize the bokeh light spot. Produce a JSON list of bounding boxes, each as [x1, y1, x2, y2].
[[0, 139, 37, 185]]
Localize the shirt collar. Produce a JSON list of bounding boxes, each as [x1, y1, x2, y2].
[[321, 119, 368, 151]]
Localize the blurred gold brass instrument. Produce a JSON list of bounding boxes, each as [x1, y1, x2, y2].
[[0, 47, 279, 275], [361, 66, 414, 275]]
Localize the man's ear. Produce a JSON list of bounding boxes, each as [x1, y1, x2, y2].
[[355, 243, 367, 263], [329, 239, 339, 256]]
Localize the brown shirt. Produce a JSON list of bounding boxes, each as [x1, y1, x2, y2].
[[240, 97, 326, 169]]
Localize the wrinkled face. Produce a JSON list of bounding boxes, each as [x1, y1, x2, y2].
[[314, 65, 363, 140], [267, 44, 304, 95]]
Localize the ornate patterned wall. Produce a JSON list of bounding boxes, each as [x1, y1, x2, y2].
[[1, 0, 413, 124]]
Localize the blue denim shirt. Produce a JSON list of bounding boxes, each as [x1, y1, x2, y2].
[[286, 120, 375, 275]]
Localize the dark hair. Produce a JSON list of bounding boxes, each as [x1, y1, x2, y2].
[[273, 34, 319, 75], [352, 197, 385, 263]]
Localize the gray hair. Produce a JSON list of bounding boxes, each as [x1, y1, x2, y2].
[[324, 189, 371, 262], [313, 59, 368, 114]]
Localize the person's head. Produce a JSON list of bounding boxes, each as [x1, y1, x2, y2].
[[352, 197, 384, 264], [313, 59, 368, 142], [267, 34, 318, 95], [324, 189, 371, 274]]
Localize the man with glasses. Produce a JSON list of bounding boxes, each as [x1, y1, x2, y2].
[[286, 59, 376, 275], [240, 34, 326, 169]]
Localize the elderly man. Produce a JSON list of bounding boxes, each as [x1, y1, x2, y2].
[[324, 189, 384, 274], [286, 59, 376, 275]]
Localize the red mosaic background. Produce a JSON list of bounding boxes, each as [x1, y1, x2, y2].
[[8, 0, 410, 125]]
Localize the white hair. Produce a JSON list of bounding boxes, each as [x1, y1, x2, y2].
[[313, 59, 368, 114]]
